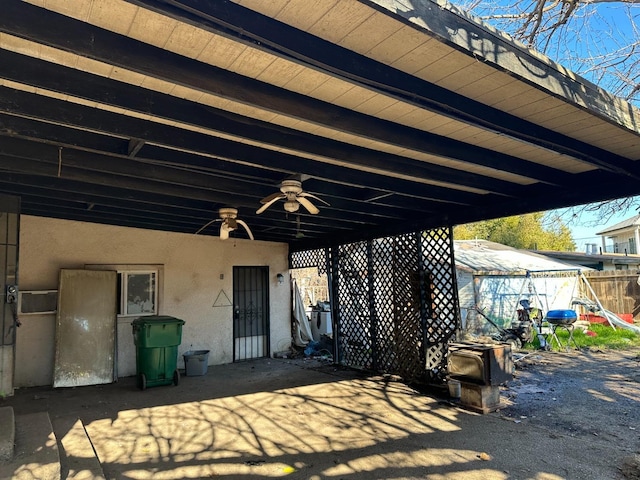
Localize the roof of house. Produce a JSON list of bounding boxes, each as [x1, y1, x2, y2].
[[596, 214, 640, 236], [536, 249, 640, 266], [454, 240, 587, 274], [1, 0, 639, 249]]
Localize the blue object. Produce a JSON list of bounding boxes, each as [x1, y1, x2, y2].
[[546, 309, 577, 320], [546, 309, 577, 326], [304, 340, 320, 356]]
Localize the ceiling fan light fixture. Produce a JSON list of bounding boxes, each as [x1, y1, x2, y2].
[[193, 208, 255, 240], [220, 222, 232, 240], [256, 178, 328, 215], [284, 201, 300, 212]]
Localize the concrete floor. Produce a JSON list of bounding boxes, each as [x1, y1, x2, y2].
[[0, 354, 637, 479]]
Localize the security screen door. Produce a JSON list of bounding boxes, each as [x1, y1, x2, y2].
[[233, 266, 270, 361]]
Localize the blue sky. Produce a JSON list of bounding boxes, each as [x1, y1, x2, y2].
[[459, 0, 639, 250], [455, 0, 638, 103], [569, 215, 627, 252], [550, 199, 640, 252]]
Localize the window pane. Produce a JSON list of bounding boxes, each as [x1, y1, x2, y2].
[[125, 272, 156, 315]]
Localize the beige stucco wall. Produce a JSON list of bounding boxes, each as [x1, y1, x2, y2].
[[15, 215, 291, 388]]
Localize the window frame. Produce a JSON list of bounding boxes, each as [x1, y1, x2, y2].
[[84, 264, 163, 318], [120, 270, 158, 317]]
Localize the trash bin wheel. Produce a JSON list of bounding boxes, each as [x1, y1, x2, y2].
[[173, 369, 180, 386], [138, 373, 147, 391]]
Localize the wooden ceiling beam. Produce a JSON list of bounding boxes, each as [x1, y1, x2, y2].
[[0, 88, 485, 206], [0, 2, 587, 185], [0, 137, 447, 222], [0, 50, 528, 196], [0, 161, 430, 231]]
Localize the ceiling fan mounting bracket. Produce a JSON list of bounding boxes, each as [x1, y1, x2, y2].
[[280, 179, 303, 195], [218, 207, 238, 219]]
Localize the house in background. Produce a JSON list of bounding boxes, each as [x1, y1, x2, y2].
[[532, 249, 640, 271], [535, 214, 640, 271], [595, 215, 640, 255]]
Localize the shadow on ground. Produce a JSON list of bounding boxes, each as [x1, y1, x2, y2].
[[2, 351, 639, 479]]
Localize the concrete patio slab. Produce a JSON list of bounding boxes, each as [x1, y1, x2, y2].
[[1, 354, 638, 479]]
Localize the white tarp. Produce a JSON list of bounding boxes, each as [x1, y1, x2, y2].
[[292, 279, 313, 347]]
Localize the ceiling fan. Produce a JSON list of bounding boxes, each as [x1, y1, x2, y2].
[[256, 179, 329, 215], [195, 208, 254, 240]]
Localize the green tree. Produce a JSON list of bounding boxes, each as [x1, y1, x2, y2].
[[454, 212, 576, 250]]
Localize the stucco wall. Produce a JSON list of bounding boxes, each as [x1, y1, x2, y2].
[[15, 215, 290, 388]]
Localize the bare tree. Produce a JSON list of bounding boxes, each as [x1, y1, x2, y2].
[[456, 0, 639, 104], [547, 195, 640, 230], [453, 0, 640, 226]]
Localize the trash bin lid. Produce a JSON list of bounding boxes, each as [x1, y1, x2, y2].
[[131, 315, 185, 326]]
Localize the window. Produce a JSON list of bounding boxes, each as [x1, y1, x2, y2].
[[84, 264, 163, 317], [119, 270, 157, 316]]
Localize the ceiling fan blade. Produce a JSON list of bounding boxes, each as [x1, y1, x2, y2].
[[194, 218, 220, 235], [299, 192, 330, 206], [219, 223, 231, 240], [236, 219, 255, 240], [297, 196, 320, 214], [256, 195, 282, 214], [259, 192, 285, 204]]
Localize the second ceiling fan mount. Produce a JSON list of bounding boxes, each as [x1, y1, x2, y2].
[[217, 207, 254, 240], [195, 207, 254, 240]]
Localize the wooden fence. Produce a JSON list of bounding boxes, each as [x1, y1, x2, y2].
[[583, 270, 640, 320]]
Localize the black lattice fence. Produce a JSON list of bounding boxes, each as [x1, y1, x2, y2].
[[289, 248, 329, 274], [371, 233, 424, 380], [421, 228, 459, 376], [334, 241, 371, 369], [290, 227, 459, 383]]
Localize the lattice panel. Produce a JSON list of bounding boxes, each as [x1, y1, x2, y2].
[[289, 248, 328, 273], [370, 237, 396, 373], [335, 234, 428, 381], [421, 227, 459, 378], [296, 226, 459, 384], [335, 242, 372, 369], [386, 234, 424, 380]]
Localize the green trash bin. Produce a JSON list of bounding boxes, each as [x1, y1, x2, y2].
[[132, 315, 185, 390]]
